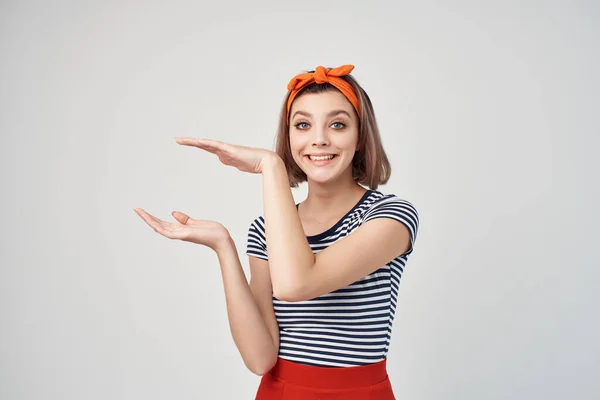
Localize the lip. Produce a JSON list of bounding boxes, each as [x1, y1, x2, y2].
[[305, 154, 338, 165]]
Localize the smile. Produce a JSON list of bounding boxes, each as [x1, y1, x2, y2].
[[305, 154, 338, 165]]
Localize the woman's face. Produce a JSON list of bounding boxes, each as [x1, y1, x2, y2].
[[288, 90, 359, 185]]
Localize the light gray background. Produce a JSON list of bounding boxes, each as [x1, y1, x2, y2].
[[1, 1, 598, 399]]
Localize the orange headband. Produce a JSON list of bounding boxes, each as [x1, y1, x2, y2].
[[286, 64, 360, 124]]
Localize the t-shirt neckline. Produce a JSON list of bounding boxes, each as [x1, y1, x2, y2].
[[296, 189, 373, 242]]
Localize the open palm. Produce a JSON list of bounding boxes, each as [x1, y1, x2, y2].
[[174, 137, 276, 174], [134, 208, 231, 251]]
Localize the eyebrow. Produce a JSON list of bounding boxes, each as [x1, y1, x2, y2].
[[291, 109, 352, 120]]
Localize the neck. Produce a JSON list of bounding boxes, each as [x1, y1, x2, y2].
[[302, 177, 368, 218]]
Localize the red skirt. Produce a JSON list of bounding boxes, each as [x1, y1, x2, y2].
[[255, 357, 396, 400]]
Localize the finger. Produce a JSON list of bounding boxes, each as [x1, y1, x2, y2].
[[175, 137, 218, 145], [134, 208, 164, 225], [134, 209, 179, 239], [172, 211, 190, 225], [175, 137, 226, 153], [134, 208, 162, 230], [136, 209, 181, 232]]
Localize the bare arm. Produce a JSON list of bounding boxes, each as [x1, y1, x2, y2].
[[261, 155, 315, 299], [260, 155, 414, 302], [215, 236, 278, 376]]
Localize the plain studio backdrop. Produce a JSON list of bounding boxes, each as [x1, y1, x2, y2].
[[1, 1, 598, 399]]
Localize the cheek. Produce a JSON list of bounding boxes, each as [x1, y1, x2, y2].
[[288, 134, 306, 152], [338, 132, 359, 150], [288, 138, 304, 162]]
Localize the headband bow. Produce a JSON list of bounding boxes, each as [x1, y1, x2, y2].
[[286, 64, 360, 124]]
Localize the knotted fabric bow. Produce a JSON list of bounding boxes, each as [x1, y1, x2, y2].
[[286, 64, 360, 124]]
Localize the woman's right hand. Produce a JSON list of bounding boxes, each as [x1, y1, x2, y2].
[[134, 208, 231, 252]]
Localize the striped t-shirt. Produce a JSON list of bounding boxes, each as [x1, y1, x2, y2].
[[246, 189, 419, 368]]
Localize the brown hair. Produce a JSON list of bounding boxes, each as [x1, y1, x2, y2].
[[274, 72, 391, 190]]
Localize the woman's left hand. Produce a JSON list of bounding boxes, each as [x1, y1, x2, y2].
[[175, 137, 278, 174]]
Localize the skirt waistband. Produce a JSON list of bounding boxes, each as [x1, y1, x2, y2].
[[267, 357, 389, 389]]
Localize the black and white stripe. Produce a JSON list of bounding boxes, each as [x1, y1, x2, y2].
[[246, 189, 419, 367]]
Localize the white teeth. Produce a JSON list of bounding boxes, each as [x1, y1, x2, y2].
[[308, 155, 335, 161]]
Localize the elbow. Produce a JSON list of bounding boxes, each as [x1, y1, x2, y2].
[[273, 284, 307, 302], [246, 352, 278, 376], [273, 262, 315, 302], [274, 291, 301, 302], [250, 364, 273, 377]]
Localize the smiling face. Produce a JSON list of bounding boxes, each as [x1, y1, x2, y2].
[[288, 90, 360, 186]]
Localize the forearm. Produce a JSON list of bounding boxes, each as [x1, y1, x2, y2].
[[215, 237, 277, 375], [261, 156, 315, 298]]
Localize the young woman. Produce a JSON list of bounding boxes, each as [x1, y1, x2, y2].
[[134, 64, 419, 399]]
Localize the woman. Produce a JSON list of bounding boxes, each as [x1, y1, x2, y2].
[[134, 64, 419, 399]]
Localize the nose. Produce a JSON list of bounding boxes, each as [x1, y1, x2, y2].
[[311, 125, 329, 147]]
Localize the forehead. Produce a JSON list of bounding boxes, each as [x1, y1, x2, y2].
[[290, 90, 354, 116]]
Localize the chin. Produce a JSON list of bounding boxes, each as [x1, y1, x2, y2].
[[306, 176, 336, 184], [306, 169, 348, 183]]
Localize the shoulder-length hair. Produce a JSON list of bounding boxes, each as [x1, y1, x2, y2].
[[274, 72, 391, 190]]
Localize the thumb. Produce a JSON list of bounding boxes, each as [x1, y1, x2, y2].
[[171, 211, 191, 225]]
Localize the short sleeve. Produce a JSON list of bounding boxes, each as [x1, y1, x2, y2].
[[246, 216, 268, 261], [362, 196, 419, 257]]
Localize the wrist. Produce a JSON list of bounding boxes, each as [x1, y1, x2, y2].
[[261, 153, 284, 173], [213, 234, 235, 256]]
